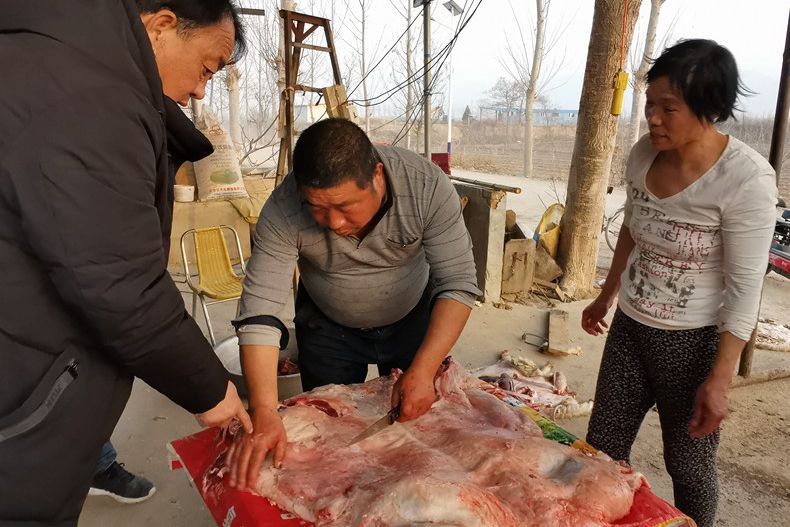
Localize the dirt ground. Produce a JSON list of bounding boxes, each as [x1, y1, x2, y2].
[[79, 173, 790, 527]]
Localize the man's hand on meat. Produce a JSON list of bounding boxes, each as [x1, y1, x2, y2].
[[195, 381, 253, 431], [390, 298, 473, 421], [391, 367, 437, 421], [227, 407, 287, 490]]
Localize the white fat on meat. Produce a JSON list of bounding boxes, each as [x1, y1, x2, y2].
[[248, 359, 643, 526]]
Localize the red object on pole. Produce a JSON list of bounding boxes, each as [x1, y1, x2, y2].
[[431, 152, 451, 175]]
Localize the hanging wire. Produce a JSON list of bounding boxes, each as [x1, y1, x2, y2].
[[347, 11, 423, 97], [349, 0, 483, 109], [389, 0, 485, 145]]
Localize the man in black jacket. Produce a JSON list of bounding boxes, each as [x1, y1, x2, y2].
[[87, 97, 217, 505], [0, 1, 252, 525]]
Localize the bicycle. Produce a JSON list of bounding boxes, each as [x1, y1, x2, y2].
[[602, 185, 625, 253]]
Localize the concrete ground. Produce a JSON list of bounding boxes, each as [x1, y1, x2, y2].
[[79, 173, 790, 526]]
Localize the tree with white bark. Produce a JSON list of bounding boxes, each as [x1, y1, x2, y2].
[[502, 0, 566, 178], [626, 0, 668, 150]]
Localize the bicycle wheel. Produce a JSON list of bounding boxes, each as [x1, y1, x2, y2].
[[605, 207, 625, 252]]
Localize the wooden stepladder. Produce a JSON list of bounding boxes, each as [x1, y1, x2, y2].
[[275, 10, 356, 186]]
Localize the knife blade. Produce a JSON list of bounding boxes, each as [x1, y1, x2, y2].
[[349, 404, 400, 445]]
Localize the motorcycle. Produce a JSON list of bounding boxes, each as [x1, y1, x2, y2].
[[768, 206, 790, 279]]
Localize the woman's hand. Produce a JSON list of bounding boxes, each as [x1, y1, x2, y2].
[[581, 295, 615, 336], [688, 377, 729, 439]]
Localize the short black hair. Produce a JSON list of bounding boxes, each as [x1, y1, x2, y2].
[[647, 39, 747, 123], [293, 119, 378, 189], [135, 0, 247, 64]]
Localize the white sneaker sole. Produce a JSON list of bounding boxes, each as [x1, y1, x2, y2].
[[88, 486, 156, 504]]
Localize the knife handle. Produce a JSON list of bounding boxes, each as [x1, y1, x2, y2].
[[389, 403, 401, 424]]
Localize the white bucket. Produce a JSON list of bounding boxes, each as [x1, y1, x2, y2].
[[174, 184, 195, 202], [214, 332, 303, 401]]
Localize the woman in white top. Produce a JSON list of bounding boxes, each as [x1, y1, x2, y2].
[[582, 39, 777, 527]]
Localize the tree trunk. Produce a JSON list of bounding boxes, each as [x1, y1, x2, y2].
[[243, 60, 250, 130], [522, 96, 532, 175], [523, 100, 534, 176], [627, 0, 663, 149], [557, 0, 642, 297], [226, 64, 243, 155], [191, 98, 203, 121], [258, 48, 264, 122], [524, 0, 547, 178]]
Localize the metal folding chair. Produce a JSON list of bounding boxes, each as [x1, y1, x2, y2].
[[180, 225, 246, 346]]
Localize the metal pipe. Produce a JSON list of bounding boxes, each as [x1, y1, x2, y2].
[[431, 5, 464, 154], [447, 51, 452, 154], [449, 176, 522, 194], [769, 9, 790, 184], [423, 0, 432, 159]]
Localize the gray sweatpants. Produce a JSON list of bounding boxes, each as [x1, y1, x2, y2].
[[587, 309, 721, 527]]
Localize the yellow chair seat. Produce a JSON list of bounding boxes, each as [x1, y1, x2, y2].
[[199, 274, 244, 300]]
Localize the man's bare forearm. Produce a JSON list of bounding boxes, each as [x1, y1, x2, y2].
[[240, 344, 280, 410], [408, 298, 472, 379]]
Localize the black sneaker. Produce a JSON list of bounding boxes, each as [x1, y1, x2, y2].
[[88, 462, 156, 504]]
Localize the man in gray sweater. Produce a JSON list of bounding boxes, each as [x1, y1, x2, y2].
[[228, 118, 481, 490]]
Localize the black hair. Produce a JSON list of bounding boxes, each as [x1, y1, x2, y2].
[[293, 119, 378, 189], [135, 0, 247, 64], [647, 39, 747, 123]]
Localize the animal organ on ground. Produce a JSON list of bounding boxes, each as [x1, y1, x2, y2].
[[238, 359, 643, 526], [475, 352, 594, 419]]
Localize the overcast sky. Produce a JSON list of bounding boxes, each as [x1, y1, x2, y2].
[[318, 0, 789, 118], [238, 0, 789, 119], [436, 0, 789, 117]]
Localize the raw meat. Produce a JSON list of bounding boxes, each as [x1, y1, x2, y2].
[[278, 358, 300, 376], [242, 359, 643, 526]]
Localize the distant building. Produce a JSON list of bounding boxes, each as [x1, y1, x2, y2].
[[477, 106, 578, 126], [462, 105, 473, 124]]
